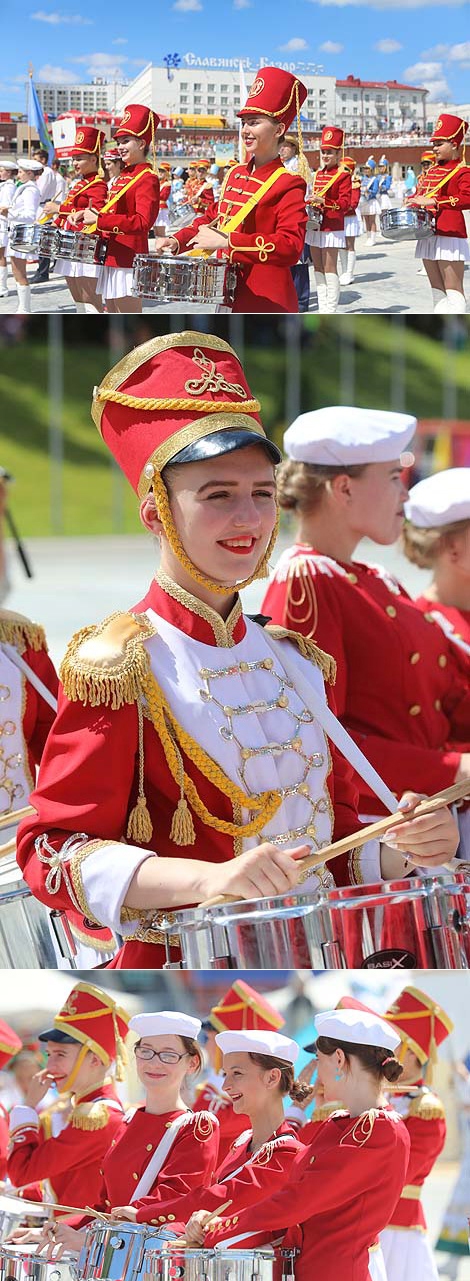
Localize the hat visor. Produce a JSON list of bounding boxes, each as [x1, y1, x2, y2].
[[303, 1040, 316, 1054], [38, 1028, 80, 1045], [168, 429, 281, 468]]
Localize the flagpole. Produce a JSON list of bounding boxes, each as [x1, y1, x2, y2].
[[28, 63, 34, 157]]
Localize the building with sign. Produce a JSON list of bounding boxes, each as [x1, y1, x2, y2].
[[36, 77, 129, 117], [336, 75, 428, 136]]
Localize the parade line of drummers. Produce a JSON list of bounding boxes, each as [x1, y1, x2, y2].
[[0, 975, 467, 1281], [2, 328, 470, 970], [0, 66, 469, 316]]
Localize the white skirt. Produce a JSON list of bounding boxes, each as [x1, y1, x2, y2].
[[380, 1227, 438, 1281], [308, 229, 346, 249], [0, 215, 8, 249], [96, 265, 135, 299], [362, 199, 380, 216], [53, 259, 101, 279], [344, 213, 362, 237], [415, 234, 470, 262], [380, 194, 392, 211], [368, 1244, 388, 1281]]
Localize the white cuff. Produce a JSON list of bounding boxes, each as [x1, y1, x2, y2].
[[78, 843, 157, 936], [10, 1106, 39, 1131], [354, 838, 382, 885], [284, 1104, 308, 1123]]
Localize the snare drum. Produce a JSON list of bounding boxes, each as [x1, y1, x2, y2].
[[9, 225, 41, 253], [56, 231, 107, 265], [131, 254, 235, 306], [142, 1246, 280, 1281], [76, 1221, 172, 1281], [0, 1246, 73, 1281], [306, 207, 323, 235], [379, 208, 435, 242], [0, 857, 76, 969], [0, 1194, 47, 1244], [38, 226, 61, 259], [164, 872, 470, 970]]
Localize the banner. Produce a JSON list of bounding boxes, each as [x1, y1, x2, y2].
[[27, 77, 54, 162], [214, 139, 236, 167], [52, 116, 77, 157]]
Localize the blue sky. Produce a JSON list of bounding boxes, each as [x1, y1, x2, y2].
[[1, 0, 469, 114]]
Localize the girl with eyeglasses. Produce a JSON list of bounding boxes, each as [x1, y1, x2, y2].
[[38, 1011, 219, 1255]]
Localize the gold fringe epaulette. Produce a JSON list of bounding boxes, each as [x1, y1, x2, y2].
[[0, 609, 48, 654], [310, 1102, 343, 1123], [407, 1092, 445, 1121], [265, 624, 337, 685], [59, 611, 156, 709], [72, 1100, 110, 1131]]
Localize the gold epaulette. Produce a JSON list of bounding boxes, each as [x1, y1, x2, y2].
[[0, 609, 48, 654], [264, 624, 337, 685], [59, 611, 156, 709], [310, 1102, 342, 1123], [72, 1100, 110, 1131], [407, 1091, 445, 1121]]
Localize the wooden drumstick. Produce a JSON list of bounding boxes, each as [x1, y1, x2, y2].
[[199, 777, 470, 908], [0, 805, 34, 830], [168, 1200, 233, 1248], [35, 1200, 113, 1221]]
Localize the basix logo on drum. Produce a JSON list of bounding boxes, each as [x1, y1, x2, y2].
[[361, 949, 417, 969]]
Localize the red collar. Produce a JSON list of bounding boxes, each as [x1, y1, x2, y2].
[[134, 574, 247, 647]]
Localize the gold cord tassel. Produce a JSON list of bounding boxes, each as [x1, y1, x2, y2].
[[127, 697, 153, 844], [112, 1010, 128, 1082], [170, 740, 196, 846]]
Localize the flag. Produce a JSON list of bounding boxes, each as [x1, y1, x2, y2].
[[239, 61, 248, 163], [27, 77, 54, 162]]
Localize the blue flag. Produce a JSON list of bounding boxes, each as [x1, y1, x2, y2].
[[27, 78, 54, 162]]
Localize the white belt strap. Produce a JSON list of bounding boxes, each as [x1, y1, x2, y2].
[[0, 641, 58, 712], [262, 629, 397, 814], [130, 1111, 194, 1202]]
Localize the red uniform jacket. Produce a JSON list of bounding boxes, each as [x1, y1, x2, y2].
[[385, 1088, 446, 1230], [409, 161, 470, 237], [193, 1078, 248, 1164], [311, 167, 352, 232], [415, 596, 470, 650], [0, 1101, 9, 1180], [95, 164, 160, 267], [203, 1109, 410, 1281], [55, 175, 108, 231], [345, 182, 361, 217], [89, 1107, 219, 1217], [159, 181, 172, 212], [262, 546, 470, 812], [7, 1082, 124, 1216], [134, 1119, 301, 1226], [173, 158, 307, 313]]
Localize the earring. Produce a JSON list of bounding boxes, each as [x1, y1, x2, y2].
[[334, 1069, 343, 1081]]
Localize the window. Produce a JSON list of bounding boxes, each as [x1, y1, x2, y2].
[[364, 94, 369, 101], [342, 106, 346, 114], [353, 93, 358, 101], [365, 107, 369, 115], [221, 83, 229, 91], [194, 95, 202, 103], [221, 97, 228, 105], [208, 96, 215, 104], [194, 82, 202, 90], [208, 83, 216, 91], [353, 107, 358, 115], [341, 93, 346, 100]]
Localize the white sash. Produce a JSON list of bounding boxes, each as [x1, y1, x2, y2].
[[262, 629, 397, 814], [130, 1111, 194, 1203], [0, 641, 58, 711]]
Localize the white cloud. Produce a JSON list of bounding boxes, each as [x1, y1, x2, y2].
[[112, 37, 128, 45], [403, 60, 451, 99], [71, 52, 128, 79], [375, 38, 402, 52], [233, 0, 251, 7], [279, 38, 308, 51], [31, 10, 93, 23], [173, 0, 203, 9], [311, 0, 466, 8], [37, 64, 77, 83], [0, 83, 21, 93], [320, 40, 344, 52], [447, 41, 470, 61]]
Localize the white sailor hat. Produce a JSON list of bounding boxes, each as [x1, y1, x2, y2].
[[0, 160, 18, 170], [314, 1008, 401, 1052], [215, 1029, 299, 1063], [130, 1011, 202, 1039], [405, 468, 470, 529], [283, 407, 416, 467], [18, 158, 43, 172]]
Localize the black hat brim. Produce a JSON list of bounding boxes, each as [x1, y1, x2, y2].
[[38, 1029, 80, 1045], [303, 1040, 317, 1054], [168, 429, 281, 468]]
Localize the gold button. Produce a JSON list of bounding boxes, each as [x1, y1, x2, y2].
[[146, 1144, 152, 1151], [410, 652, 420, 665], [298, 783, 310, 796], [278, 695, 288, 708], [310, 1156, 315, 1164], [99, 1168, 103, 1176], [158, 1216, 166, 1223], [232, 1216, 239, 1224], [438, 655, 447, 668], [263, 657, 274, 669], [292, 737, 302, 750], [307, 825, 317, 837], [133, 1172, 138, 1180], [435, 699, 442, 712], [168, 1215, 175, 1222], [409, 704, 421, 717], [386, 605, 397, 618], [151, 1221, 158, 1226], [240, 661, 249, 672], [424, 612, 435, 623], [241, 747, 251, 760], [105, 1200, 111, 1207], [347, 573, 358, 584]]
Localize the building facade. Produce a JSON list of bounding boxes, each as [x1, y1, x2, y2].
[[36, 78, 129, 118], [335, 76, 428, 135]]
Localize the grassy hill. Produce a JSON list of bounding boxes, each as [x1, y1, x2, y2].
[[0, 317, 468, 536]]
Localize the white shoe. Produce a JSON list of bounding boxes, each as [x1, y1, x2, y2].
[[325, 272, 340, 313], [16, 284, 31, 314], [340, 251, 356, 286], [338, 249, 348, 279], [314, 271, 327, 313], [432, 288, 448, 313], [84, 303, 100, 313], [0, 266, 8, 296], [445, 289, 467, 313]]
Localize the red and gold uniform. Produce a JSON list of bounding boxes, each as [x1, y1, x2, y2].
[[263, 545, 470, 814], [7, 983, 128, 1217], [414, 597, 470, 651], [411, 115, 470, 283], [87, 1106, 219, 1218], [172, 68, 308, 313], [17, 333, 395, 969], [0, 609, 58, 797], [158, 164, 172, 215], [202, 1108, 411, 1281], [415, 152, 435, 197], [184, 163, 202, 204], [309, 130, 352, 236], [95, 105, 160, 269], [195, 981, 286, 1163], [51, 127, 108, 286], [380, 987, 452, 1281], [0, 1017, 22, 1179]]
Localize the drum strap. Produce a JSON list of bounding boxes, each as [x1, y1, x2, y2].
[[0, 641, 58, 711], [261, 629, 397, 814], [424, 161, 465, 197], [130, 1111, 194, 1202], [312, 166, 346, 202], [38, 176, 102, 225], [186, 166, 287, 257], [84, 168, 154, 234]]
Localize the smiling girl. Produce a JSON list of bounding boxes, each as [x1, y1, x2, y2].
[[306, 127, 352, 314], [17, 333, 459, 969], [410, 113, 470, 314], [46, 127, 108, 315], [159, 68, 308, 313]]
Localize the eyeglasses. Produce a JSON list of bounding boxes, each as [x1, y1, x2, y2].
[[133, 1045, 189, 1064]]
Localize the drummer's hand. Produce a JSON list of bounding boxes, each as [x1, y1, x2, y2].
[[184, 1210, 214, 1246], [454, 753, 470, 784], [382, 791, 459, 867], [109, 1205, 137, 1221], [157, 236, 179, 254], [6, 1228, 44, 1245], [68, 208, 84, 225], [38, 1222, 84, 1259], [81, 208, 96, 226], [297, 1057, 319, 1087], [23, 1068, 56, 1108], [188, 226, 227, 251], [311, 197, 324, 208], [43, 201, 59, 216], [199, 842, 309, 903]]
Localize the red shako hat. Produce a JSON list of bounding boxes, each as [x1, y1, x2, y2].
[[0, 1017, 22, 1071], [71, 126, 105, 157], [115, 104, 160, 147], [208, 981, 285, 1033], [238, 66, 308, 130], [384, 985, 453, 1068], [38, 981, 130, 1075], [430, 113, 468, 145], [321, 126, 344, 150]]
